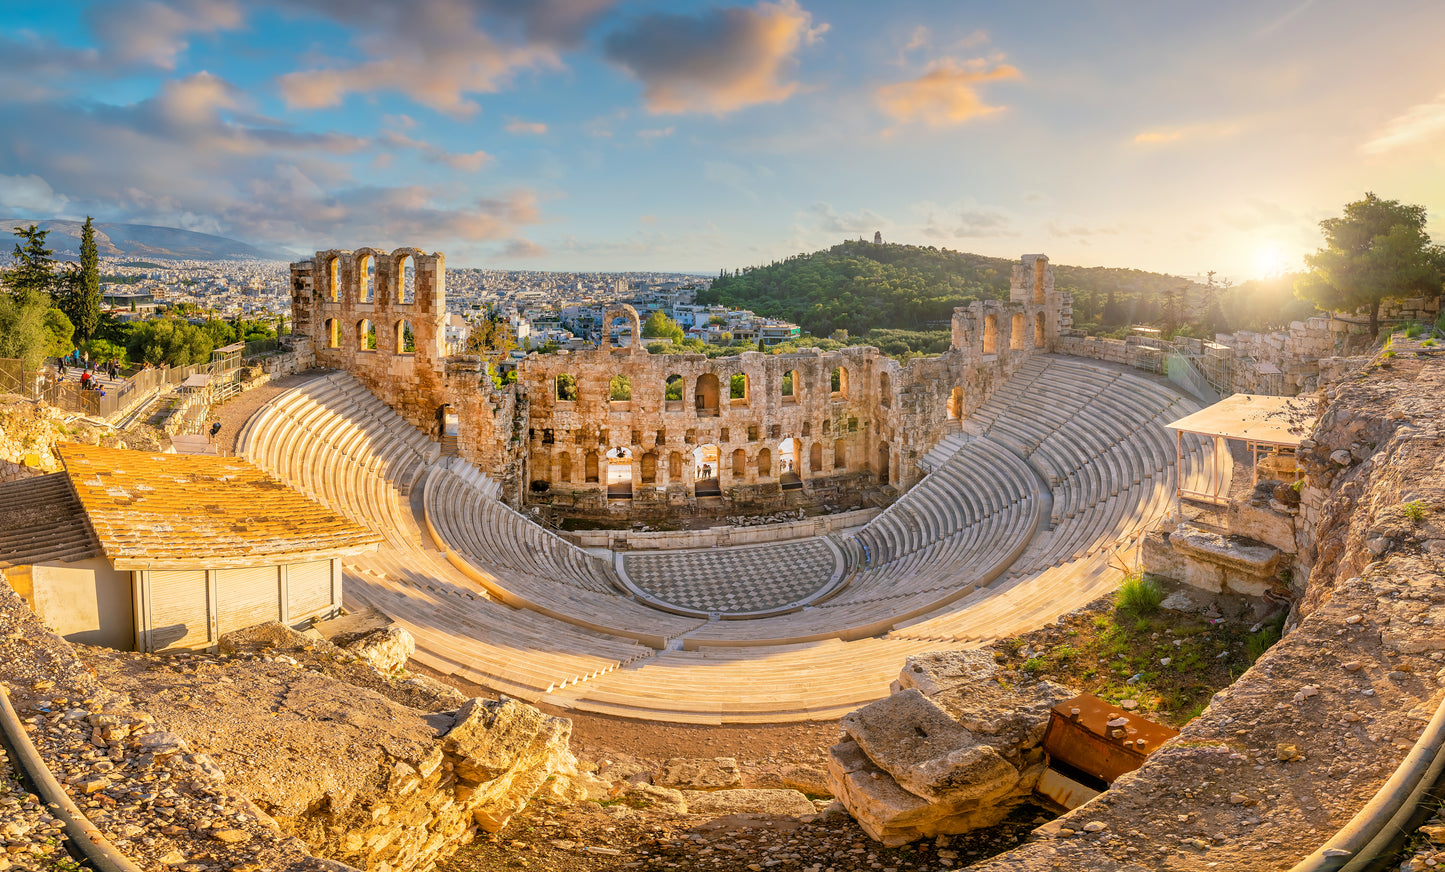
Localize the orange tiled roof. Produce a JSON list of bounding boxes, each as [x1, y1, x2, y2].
[[0, 473, 101, 568], [59, 443, 381, 569]]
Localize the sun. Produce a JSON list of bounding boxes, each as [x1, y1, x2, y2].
[[1252, 243, 1295, 278]]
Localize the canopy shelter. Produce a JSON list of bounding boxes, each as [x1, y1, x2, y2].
[[1164, 394, 1316, 506]]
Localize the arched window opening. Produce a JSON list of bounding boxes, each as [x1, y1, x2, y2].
[[756, 447, 772, 478], [609, 374, 632, 404], [358, 319, 376, 351], [395, 320, 415, 354], [877, 442, 891, 486], [695, 373, 720, 416], [693, 444, 720, 496], [779, 438, 803, 489], [325, 318, 339, 348], [879, 371, 892, 408], [833, 439, 848, 471], [729, 372, 749, 406], [732, 448, 747, 476], [831, 367, 848, 398], [327, 257, 339, 302], [584, 450, 600, 483], [558, 451, 572, 483], [781, 370, 799, 403], [397, 254, 415, 304], [1011, 312, 1026, 351], [532, 452, 551, 483], [1035, 311, 1046, 348], [668, 451, 682, 480], [665, 374, 684, 411], [640, 451, 657, 484], [358, 253, 373, 303], [556, 373, 578, 402], [809, 442, 823, 473], [983, 314, 999, 355], [948, 386, 964, 420]]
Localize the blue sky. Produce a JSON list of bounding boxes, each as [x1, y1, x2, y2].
[[2, 0, 1443, 277]]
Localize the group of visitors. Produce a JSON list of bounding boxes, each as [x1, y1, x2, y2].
[[57, 350, 122, 388]]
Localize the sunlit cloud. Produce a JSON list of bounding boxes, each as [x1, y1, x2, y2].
[[603, 0, 827, 115], [380, 131, 492, 172], [276, 0, 615, 116], [875, 58, 1020, 128], [0, 174, 74, 217], [803, 202, 889, 236], [505, 118, 549, 135], [1361, 93, 1445, 155], [916, 199, 1015, 239], [1131, 120, 1241, 146], [89, 0, 243, 70]]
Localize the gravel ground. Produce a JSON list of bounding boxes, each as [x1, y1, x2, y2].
[[209, 371, 324, 457], [438, 795, 1050, 872], [0, 744, 68, 871]]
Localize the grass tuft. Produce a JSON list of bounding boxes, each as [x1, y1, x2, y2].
[[1116, 573, 1164, 617]]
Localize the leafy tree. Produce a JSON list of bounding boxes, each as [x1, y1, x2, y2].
[[42, 309, 74, 359], [465, 313, 517, 359], [609, 374, 632, 401], [1296, 192, 1445, 337], [124, 319, 217, 367], [555, 372, 578, 401], [641, 310, 684, 344]]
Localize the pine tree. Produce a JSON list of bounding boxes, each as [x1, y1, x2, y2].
[[74, 217, 101, 341]]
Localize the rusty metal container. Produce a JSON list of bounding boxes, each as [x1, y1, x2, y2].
[[1041, 693, 1179, 785]]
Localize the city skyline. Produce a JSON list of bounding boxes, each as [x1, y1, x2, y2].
[[2, 0, 1443, 279]]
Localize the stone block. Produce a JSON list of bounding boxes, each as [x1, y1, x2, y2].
[[681, 788, 816, 816], [655, 757, 742, 791]]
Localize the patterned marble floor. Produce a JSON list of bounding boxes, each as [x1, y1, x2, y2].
[[621, 539, 840, 613]]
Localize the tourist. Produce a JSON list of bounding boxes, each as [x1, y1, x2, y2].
[[79, 371, 91, 390], [210, 421, 222, 440], [57, 360, 67, 378]]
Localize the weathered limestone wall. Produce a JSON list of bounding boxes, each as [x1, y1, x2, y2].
[[291, 251, 1066, 512]]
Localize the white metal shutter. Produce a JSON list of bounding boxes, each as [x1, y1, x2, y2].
[[148, 570, 211, 651], [288, 560, 333, 619], [216, 566, 281, 636]]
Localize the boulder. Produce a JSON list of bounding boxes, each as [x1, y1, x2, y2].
[[338, 625, 415, 675], [655, 757, 742, 791], [442, 698, 576, 832], [620, 782, 688, 814], [828, 653, 1075, 846]]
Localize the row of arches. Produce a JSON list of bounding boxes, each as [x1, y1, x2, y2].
[[981, 311, 1047, 355], [555, 367, 890, 412], [325, 251, 417, 305], [531, 436, 893, 495], [324, 318, 416, 354]]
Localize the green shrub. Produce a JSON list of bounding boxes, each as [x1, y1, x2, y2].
[[1116, 574, 1164, 617], [1405, 324, 1424, 339], [1404, 501, 1426, 523]]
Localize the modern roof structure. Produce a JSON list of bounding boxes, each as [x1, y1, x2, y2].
[[58, 443, 381, 570], [1164, 394, 1316, 448]]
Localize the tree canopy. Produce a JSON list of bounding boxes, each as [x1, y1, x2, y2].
[[0, 225, 62, 366], [641, 309, 684, 344], [1296, 193, 1445, 336]]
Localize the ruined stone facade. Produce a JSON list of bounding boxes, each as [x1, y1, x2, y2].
[[291, 251, 1065, 513]]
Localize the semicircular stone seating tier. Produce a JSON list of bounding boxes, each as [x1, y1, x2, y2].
[[237, 357, 1223, 724]]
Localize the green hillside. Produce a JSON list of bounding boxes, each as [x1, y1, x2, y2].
[[702, 241, 1320, 341]]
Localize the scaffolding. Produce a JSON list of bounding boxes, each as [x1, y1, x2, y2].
[[1126, 328, 1236, 399]]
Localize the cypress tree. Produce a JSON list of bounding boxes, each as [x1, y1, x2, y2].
[[75, 217, 101, 341]]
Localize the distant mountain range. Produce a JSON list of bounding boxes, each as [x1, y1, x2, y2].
[[0, 218, 296, 262]]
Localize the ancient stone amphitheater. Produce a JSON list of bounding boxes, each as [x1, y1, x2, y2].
[[224, 250, 1224, 723]]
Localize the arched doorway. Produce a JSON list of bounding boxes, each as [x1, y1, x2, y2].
[[877, 442, 891, 486], [692, 444, 720, 497], [779, 437, 803, 490], [606, 446, 633, 499], [1035, 311, 1046, 348]]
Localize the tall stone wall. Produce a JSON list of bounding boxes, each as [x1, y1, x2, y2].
[[290, 251, 1067, 512]]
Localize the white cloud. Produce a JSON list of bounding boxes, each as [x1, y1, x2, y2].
[[0, 174, 73, 217], [1362, 93, 1445, 155]]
